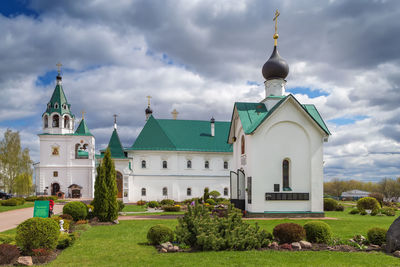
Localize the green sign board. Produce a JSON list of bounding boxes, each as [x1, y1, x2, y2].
[[33, 200, 49, 218]]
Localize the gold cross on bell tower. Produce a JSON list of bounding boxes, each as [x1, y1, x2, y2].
[[56, 62, 62, 75], [273, 9, 280, 46], [81, 110, 86, 120], [146, 95, 152, 107]]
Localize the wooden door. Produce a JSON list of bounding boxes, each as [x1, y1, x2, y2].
[[116, 172, 123, 198]]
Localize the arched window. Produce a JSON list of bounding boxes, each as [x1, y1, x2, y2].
[[162, 160, 167, 169], [141, 160, 146, 168], [62, 104, 67, 110], [224, 187, 228, 196], [52, 114, 60, 128], [187, 187, 191, 196], [75, 143, 89, 159], [223, 161, 228, 169], [64, 116, 70, 129], [162, 187, 168, 196], [43, 115, 48, 128], [241, 136, 245, 154], [54, 103, 59, 109], [187, 160, 192, 169], [283, 159, 290, 189], [141, 188, 146, 196], [205, 160, 209, 169]]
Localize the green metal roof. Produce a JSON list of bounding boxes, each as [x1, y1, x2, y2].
[[231, 94, 330, 137], [75, 119, 93, 136], [105, 128, 127, 158], [43, 80, 73, 117], [129, 116, 232, 152]]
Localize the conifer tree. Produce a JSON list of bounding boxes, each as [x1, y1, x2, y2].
[[93, 148, 118, 222]]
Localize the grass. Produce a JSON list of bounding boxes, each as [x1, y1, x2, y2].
[[0, 202, 34, 212], [48, 207, 400, 267], [122, 204, 148, 212]]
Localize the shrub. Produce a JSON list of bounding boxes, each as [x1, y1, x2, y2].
[[147, 224, 174, 245], [57, 232, 76, 249], [349, 208, 359, 214], [0, 234, 14, 244], [87, 204, 94, 212], [38, 196, 58, 201], [51, 216, 71, 231], [367, 227, 386, 245], [323, 198, 338, 211], [16, 217, 60, 253], [360, 210, 367, 215], [203, 188, 210, 201], [60, 214, 73, 221], [335, 204, 344, 211], [162, 205, 181, 212], [137, 200, 146, 206], [25, 196, 38, 202], [209, 190, 221, 199], [357, 197, 380, 213], [160, 199, 174, 206], [1, 198, 19, 206], [31, 248, 53, 264], [368, 192, 384, 207], [148, 201, 159, 208], [0, 244, 20, 265], [273, 223, 306, 244], [371, 209, 378, 216], [205, 198, 216, 205], [63, 201, 88, 221], [382, 207, 396, 216], [13, 197, 25, 205], [117, 200, 125, 212], [304, 221, 332, 243]]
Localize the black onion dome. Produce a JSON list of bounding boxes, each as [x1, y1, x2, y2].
[[145, 106, 153, 114], [262, 46, 289, 80]]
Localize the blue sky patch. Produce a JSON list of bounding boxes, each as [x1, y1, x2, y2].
[[328, 115, 369, 125], [0, 0, 38, 18], [0, 116, 38, 128], [246, 80, 261, 86], [287, 87, 329, 98]]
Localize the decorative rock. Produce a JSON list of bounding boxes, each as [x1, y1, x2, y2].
[[366, 244, 381, 252], [386, 216, 400, 253], [113, 220, 119, 224], [160, 248, 167, 253], [161, 242, 173, 250], [167, 246, 175, 252], [173, 245, 179, 252], [291, 242, 301, 250], [268, 241, 279, 249], [299, 240, 312, 249], [393, 250, 400, 258], [17, 256, 33, 266]]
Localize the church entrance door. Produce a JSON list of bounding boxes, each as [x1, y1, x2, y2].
[[51, 183, 60, 196], [116, 172, 123, 198]]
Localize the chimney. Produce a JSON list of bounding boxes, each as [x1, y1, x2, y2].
[[171, 109, 178, 120], [210, 117, 215, 137]]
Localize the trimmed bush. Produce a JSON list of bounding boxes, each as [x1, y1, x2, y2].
[[1, 197, 24, 206], [25, 196, 38, 202], [117, 200, 125, 212], [206, 198, 216, 205], [349, 208, 359, 214], [57, 232, 77, 249], [63, 201, 88, 221], [16, 217, 60, 253], [367, 227, 386, 245], [360, 210, 367, 215], [162, 205, 181, 212], [160, 199, 174, 206], [304, 221, 332, 243], [147, 224, 174, 245], [0, 244, 20, 265], [209, 190, 221, 199], [335, 204, 344, 211], [51, 216, 71, 231], [323, 198, 338, 211], [357, 197, 380, 213], [37, 196, 58, 201], [382, 207, 396, 216], [60, 214, 73, 221], [203, 188, 210, 201], [273, 223, 305, 244], [148, 201, 159, 208]]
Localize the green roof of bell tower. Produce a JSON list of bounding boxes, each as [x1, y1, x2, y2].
[[75, 118, 93, 136], [106, 128, 127, 158], [43, 75, 74, 117]]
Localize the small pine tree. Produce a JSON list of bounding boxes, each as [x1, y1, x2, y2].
[[93, 148, 118, 222]]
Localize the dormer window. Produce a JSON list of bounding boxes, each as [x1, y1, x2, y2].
[[54, 103, 59, 109], [62, 104, 67, 110], [47, 103, 51, 109]]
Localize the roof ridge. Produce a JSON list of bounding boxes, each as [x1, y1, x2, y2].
[[153, 117, 178, 148]]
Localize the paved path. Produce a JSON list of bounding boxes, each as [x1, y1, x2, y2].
[[0, 203, 64, 232]]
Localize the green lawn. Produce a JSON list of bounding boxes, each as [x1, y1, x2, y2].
[[122, 204, 148, 212], [0, 202, 34, 213], [49, 208, 400, 267]]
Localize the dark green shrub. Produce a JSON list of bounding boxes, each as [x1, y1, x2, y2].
[[16, 217, 60, 253], [203, 188, 210, 201], [0, 234, 14, 244], [304, 221, 332, 243], [206, 198, 216, 205], [117, 200, 125, 212], [148, 201, 159, 208], [51, 216, 71, 231], [25, 196, 38, 202], [357, 197, 380, 213], [273, 223, 305, 244], [0, 244, 20, 265], [160, 199, 174, 206], [0, 198, 18, 206], [371, 209, 378, 216], [63, 201, 88, 221], [323, 198, 338, 211], [162, 205, 181, 212], [367, 227, 386, 245], [382, 207, 396, 216], [147, 224, 174, 245], [38, 196, 58, 201], [360, 210, 367, 215], [209, 190, 220, 199], [12, 197, 25, 205], [57, 232, 76, 249], [60, 214, 73, 221], [335, 204, 344, 211], [349, 208, 359, 214]]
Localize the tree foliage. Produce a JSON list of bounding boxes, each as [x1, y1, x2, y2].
[[13, 172, 33, 196], [93, 148, 118, 222], [0, 129, 32, 193]]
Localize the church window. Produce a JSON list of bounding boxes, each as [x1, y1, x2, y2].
[[43, 115, 48, 128], [162, 187, 168, 196], [75, 143, 89, 159], [54, 103, 59, 109], [64, 116, 70, 129], [52, 114, 60, 128], [141, 160, 146, 168], [224, 187, 228, 196], [283, 159, 290, 189], [187, 187, 191, 196], [204, 160, 209, 169], [53, 171, 58, 177], [187, 160, 192, 169], [141, 188, 146, 196], [62, 104, 67, 110], [223, 161, 228, 169], [162, 160, 167, 169], [241, 136, 245, 154]]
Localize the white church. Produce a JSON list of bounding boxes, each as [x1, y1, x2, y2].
[[34, 14, 330, 217]]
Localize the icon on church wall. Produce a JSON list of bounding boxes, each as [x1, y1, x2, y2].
[[51, 146, 59, 156]]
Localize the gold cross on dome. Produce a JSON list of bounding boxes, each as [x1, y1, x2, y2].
[[146, 95, 152, 106], [113, 114, 118, 124], [273, 9, 280, 35], [171, 109, 179, 120], [56, 62, 62, 75], [81, 110, 86, 120]]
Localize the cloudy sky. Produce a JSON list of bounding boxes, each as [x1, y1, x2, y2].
[[0, 0, 399, 182]]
